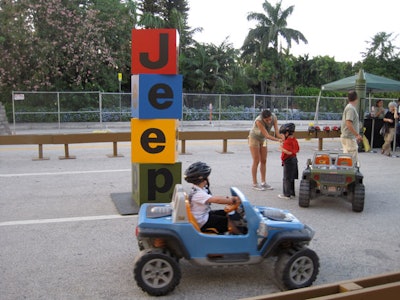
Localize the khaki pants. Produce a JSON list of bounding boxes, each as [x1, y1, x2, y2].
[[382, 127, 395, 155], [340, 137, 358, 163]]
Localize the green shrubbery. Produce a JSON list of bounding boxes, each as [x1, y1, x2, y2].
[[13, 105, 342, 123]]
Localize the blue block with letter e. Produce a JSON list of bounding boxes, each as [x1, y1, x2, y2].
[[131, 74, 182, 119]]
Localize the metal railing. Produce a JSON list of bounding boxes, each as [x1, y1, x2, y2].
[[10, 91, 397, 132]]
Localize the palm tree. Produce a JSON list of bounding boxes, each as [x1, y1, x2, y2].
[[244, 0, 307, 56], [242, 0, 307, 94], [180, 40, 242, 93], [363, 32, 397, 61], [361, 31, 400, 79]]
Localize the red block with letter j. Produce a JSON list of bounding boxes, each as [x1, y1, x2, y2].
[[131, 29, 179, 75]]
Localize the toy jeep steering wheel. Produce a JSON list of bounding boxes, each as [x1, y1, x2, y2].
[[224, 202, 240, 213]]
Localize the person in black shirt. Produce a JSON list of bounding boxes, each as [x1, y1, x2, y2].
[[381, 101, 399, 156], [397, 98, 400, 147]]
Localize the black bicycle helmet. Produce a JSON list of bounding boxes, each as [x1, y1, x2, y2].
[[279, 123, 296, 134], [184, 161, 211, 184]]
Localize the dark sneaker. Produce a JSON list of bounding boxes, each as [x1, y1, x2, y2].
[[252, 184, 265, 191], [261, 182, 273, 190]]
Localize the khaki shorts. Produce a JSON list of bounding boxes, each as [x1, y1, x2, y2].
[[340, 137, 358, 162], [248, 136, 266, 148]]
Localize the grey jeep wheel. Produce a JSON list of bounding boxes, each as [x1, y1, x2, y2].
[[299, 179, 311, 207], [352, 183, 365, 212], [133, 248, 181, 296], [275, 247, 319, 290]]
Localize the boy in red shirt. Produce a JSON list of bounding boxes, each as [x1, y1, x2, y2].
[[278, 123, 299, 199]]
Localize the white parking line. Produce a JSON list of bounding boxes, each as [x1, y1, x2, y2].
[[0, 214, 135, 227], [0, 169, 130, 177]]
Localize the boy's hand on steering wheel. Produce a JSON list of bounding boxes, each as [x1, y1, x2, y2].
[[224, 196, 241, 213]]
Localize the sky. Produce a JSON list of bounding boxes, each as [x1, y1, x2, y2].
[[187, 0, 400, 63]]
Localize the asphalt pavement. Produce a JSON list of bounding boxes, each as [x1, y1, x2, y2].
[[1, 124, 400, 299]]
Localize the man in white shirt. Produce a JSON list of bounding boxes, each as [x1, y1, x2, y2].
[[340, 90, 362, 163]]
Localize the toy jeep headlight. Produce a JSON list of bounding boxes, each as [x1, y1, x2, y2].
[[146, 204, 172, 218], [257, 221, 268, 247], [262, 208, 294, 222]]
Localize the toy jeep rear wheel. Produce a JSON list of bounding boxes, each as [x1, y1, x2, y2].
[[299, 179, 311, 207], [352, 183, 365, 212], [133, 248, 181, 296], [275, 247, 319, 290]]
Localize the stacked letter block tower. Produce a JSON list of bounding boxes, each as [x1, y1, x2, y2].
[[131, 29, 182, 206]]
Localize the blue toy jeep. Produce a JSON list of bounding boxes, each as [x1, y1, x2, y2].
[[134, 184, 319, 296]]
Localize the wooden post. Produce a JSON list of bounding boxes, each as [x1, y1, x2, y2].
[[180, 140, 186, 154], [318, 138, 323, 151], [38, 144, 44, 159], [222, 139, 228, 153], [59, 144, 76, 159], [33, 144, 49, 161], [107, 142, 124, 158]]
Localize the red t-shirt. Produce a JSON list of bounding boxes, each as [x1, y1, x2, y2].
[[281, 136, 299, 162]]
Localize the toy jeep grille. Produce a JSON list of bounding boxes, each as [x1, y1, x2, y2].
[[319, 173, 346, 184]]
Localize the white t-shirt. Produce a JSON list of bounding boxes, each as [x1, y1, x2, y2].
[[189, 186, 212, 227], [341, 103, 359, 139]]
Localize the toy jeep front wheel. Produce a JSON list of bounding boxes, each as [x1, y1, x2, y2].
[[352, 183, 365, 212], [299, 179, 311, 207], [133, 248, 181, 296], [275, 247, 319, 290]]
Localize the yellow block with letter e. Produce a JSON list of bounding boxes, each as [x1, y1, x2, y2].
[[131, 118, 177, 164]]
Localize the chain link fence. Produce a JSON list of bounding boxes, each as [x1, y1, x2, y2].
[[9, 91, 396, 131]]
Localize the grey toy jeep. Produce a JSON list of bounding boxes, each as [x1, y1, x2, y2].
[[299, 152, 365, 212]]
